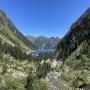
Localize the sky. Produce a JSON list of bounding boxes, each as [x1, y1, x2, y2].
[[0, 0, 90, 37]]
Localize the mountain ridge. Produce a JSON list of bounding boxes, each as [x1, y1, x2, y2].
[[26, 35, 60, 50], [0, 10, 36, 51], [56, 7, 90, 60]]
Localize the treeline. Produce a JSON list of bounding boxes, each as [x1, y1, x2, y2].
[[0, 39, 31, 60], [35, 52, 54, 61]]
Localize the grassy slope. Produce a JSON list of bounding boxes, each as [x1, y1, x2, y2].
[[0, 10, 35, 51]]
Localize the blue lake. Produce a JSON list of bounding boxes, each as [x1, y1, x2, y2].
[[31, 49, 55, 55]]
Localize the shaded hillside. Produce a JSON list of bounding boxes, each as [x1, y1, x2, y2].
[[27, 36, 60, 50], [56, 7, 90, 61], [0, 10, 35, 51], [56, 8, 90, 90]]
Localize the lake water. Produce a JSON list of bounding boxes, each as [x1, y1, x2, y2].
[[31, 49, 55, 56]]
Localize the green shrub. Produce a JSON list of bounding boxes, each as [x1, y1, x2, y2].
[[1, 65, 7, 75], [6, 79, 16, 89]]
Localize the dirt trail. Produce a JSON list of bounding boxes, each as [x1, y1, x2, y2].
[[46, 72, 72, 90]]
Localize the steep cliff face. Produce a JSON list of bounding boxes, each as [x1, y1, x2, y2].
[[0, 10, 35, 51]]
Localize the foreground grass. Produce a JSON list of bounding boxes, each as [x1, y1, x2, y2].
[[0, 55, 49, 90]]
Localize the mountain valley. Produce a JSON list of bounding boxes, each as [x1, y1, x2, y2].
[[0, 6, 90, 90]]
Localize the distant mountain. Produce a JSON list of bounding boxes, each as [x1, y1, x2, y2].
[[56, 7, 90, 89], [0, 10, 35, 51], [26, 35, 36, 44], [26, 35, 60, 50]]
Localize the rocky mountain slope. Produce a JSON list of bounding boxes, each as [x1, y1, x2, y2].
[[27, 36, 60, 50], [0, 10, 35, 51], [56, 8, 90, 90]]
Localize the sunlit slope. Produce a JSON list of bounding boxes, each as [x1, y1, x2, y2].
[[0, 10, 36, 51]]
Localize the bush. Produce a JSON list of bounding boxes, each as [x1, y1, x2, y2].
[[1, 65, 7, 75], [6, 79, 16, 89]]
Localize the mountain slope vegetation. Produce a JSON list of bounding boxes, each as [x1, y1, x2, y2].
[[0, 10, 35, 51], [57, 7, 90, 61], [56, 8, 90, 90]]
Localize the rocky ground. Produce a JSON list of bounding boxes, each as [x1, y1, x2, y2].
[[46, 71, 72, 90]]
